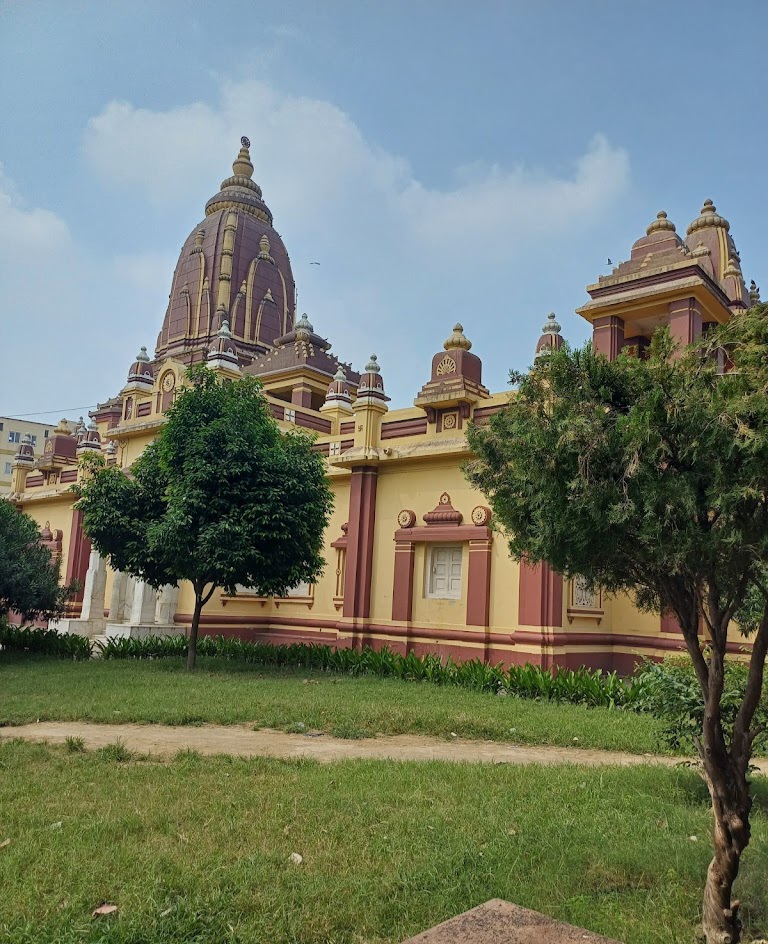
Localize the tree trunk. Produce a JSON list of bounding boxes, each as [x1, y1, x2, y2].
[[696, 614, 753, 944], [186, 593, 203, 671], [701, 772, 750, 944]]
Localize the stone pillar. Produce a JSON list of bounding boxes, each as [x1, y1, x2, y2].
[[129, 580, 158, 625], [518, 560, 563, 669], [668, 297, 702, 353], [80, 550, 107, 620], [65, 509, 92, 610], [391, 540, 415, 622], [343, 466, 378, 621], [466, 538, 492, 627], [592, 316, 625, 360], [518, 561, 563, 627], [108, 571, 129, 621], [155, 584, 179, 624], [291, 384, 313, 408]]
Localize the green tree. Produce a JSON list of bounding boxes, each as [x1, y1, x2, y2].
[[0, 500, 71, 622], [74, 367, 334, 670], [466, 309, 768, 944]]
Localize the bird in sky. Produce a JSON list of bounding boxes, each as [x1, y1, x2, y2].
[[607, 258, 613, 265], [310, 261, 321, 265]]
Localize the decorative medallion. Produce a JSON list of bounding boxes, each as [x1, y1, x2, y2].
[[44, 440, 53, 455], [442, 412, 457, 430], [241, 135, 251, 148], [439, 492, 451, 505], [471, 505, 491, 526], [436, 355, 457, 377], [397, 509, 416, 529], [161, 371, 176, 393]]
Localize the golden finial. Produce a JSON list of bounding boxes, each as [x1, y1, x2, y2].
[[232, 137, 254, 179], [646, 211, 676, 236], [443, 323, 472, 351]]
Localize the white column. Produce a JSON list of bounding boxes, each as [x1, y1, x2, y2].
[[108, 571, 129, 622], [129, 580, 158, 625], [155, 584, 179, 624], [80, 550, 107, 621]]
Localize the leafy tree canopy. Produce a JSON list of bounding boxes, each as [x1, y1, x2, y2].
[[0, 500, 71, 621], [74, 367, 334, 667], [466, 306, 768, 943]]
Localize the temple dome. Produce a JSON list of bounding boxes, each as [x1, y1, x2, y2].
[[155, 138, 296, 366]]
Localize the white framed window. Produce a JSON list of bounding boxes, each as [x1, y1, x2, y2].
[[285, 580, 311, 598], [426, 545, 463, 600], [4, 462, 12, 475], [8, 431, 20, 444], [284, 408, 296, 424], [329, 441, 342, 456]]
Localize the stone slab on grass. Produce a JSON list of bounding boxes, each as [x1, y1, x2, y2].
[[401, 899, 622, 944]]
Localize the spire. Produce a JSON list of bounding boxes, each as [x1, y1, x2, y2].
[[323, 364, 352, 407], [750, 280, 761, 306], [535, 312, 564, 359], [205, 137, 272, 224], [232, 136, 254, 178], [207, 319, 240, 373], [294, 312, 314, 341], [357, 354, 389, 402], [687, 199, 730, 236], [127, 346, 154, 386]]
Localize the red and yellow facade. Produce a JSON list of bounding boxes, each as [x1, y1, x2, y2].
[[9, 146, 759, 672]]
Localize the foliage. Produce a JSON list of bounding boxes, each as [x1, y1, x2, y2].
[[633, 656, 768, 754], [0, 501, 72, 621], [96, 635, 636, 708], [466, 309, 768, 941], [74, 367, 334, 668], [0, 622, 92, 660]]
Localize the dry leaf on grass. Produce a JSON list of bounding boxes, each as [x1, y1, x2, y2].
[[92, 903, 118, 918], [289, 852, 303, 865], [0, 839, 10, 850]]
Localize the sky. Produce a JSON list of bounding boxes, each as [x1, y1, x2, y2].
[[1, 0, 767, 415]]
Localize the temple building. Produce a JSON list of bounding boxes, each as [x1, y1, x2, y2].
[[8, 141, 760, 672]]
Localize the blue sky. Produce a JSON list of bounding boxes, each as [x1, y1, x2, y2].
[[2, 1, 767, 415]]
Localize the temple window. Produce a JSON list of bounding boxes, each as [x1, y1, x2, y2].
[[329, 441, 342, 456], [285, 580, 311, 598], [284, 408, 296, 424], [425, 545, 462, 600], [566, 575, 604, 624]]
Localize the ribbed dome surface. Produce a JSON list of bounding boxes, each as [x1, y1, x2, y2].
[[155, 140, 296, 365]]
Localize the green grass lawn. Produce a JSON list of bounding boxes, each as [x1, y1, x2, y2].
[[1, 739, 767, 944], [0, 654, 664, 753]]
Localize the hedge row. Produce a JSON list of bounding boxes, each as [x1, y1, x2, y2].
[[1, 624, 640, 709], [0, 623, 93, 660]]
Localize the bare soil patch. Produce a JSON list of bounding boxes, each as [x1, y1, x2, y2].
[[5, 720, 762, 769]]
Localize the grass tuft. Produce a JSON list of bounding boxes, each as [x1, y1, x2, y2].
[[64, 736, 85, 754], [98, 739, 132, 763]]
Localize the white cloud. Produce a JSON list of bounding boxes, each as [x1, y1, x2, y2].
[[5, 81, 632, 415]]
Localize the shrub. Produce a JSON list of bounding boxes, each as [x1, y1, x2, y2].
[[0, 622, 92, 660], [632, 655, 768, 753]]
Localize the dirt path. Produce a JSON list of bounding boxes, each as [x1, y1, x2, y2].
[[6, 720, 762, 770]]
